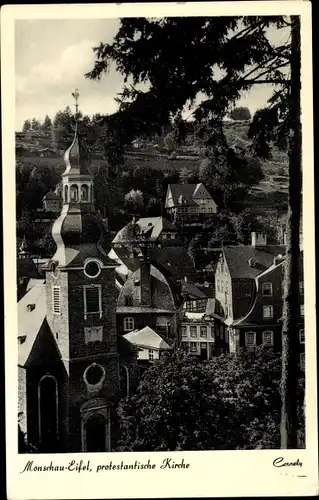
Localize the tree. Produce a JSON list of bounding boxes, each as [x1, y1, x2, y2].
[[179, 166, 199, 184], [42, 114, 52, 131], [87, 16, 302, 447], [116, 346, 304, 451], [124, 189, 144, 215], [229, 106, 251, 121], [22, 119, 31, 132], [31, 118, 41, 131]]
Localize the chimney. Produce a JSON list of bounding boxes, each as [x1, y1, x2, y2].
[[273, 254, 285, 266], [251, 232, 267, 247]]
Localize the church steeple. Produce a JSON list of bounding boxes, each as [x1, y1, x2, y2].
[[49, 90, 113, 268], [61, 90, 93, 206]]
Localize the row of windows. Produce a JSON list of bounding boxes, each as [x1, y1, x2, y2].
[[183, 299, 207, 312], [244, 329, 305, 347], [181, 325, 212, 338], [187, 342, 209, 352], [64, 184, 92, 203], [123, 316, 169, 332]]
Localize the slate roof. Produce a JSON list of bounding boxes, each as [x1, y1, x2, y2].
[[18, 283, 47, 366], [181, 281, 207, 299], [43, 190, 61, 201], [17, 258, 40, 279], [112, 216, 177, 244], [151, 246, 197, 280], [168, 184, 199, 206], [223, 245, 286, 279], [123, 326, 171, 350]]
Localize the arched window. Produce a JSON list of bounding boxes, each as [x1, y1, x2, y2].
[[70, 184, 78, 202], [64, 185, 68, 203], [81, 184, 89, 201], [38, 375, 59, 451]]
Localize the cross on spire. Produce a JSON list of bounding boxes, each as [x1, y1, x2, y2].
[[71, 88, 80, 118]]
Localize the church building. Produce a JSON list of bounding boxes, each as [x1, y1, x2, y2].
[[18, 105, 139, 453]]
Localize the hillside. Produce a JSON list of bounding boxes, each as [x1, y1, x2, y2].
[[16, 121, 289, 214]]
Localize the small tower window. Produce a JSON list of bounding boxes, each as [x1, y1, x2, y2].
[[81, 184, 89, 201], [70, 184, 79, 202], [64, 185, 69, 203], [84, 260, 101, 279]]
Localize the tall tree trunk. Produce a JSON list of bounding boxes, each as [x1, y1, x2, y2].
[[280, 16, 302, 449]]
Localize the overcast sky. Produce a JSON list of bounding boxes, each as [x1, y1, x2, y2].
[[15, 19, 290, 131]]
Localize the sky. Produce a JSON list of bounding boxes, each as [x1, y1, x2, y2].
[[15, 19, 290, 131]]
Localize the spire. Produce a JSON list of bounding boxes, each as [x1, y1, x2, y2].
[[63, 89, 91, 177]]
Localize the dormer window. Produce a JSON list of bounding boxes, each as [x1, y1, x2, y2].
[[27, 304, 35, 312], [262, 282, 273, 296], [248, 258, 257, 268], [124, 295, 133, 306], [18, 335, 27, 345]]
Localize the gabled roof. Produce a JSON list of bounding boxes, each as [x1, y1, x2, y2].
[[167, 184, 199, 206], [112, 216, 177, 244], [123, 326, 171, 350], [222, 245, 286, 279], [18, 283, 47, 366], [17, 258, 40, 279], [151, 246, 197, 280]]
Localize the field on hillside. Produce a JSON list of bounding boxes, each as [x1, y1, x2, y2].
[[16, 121, 289, 214]]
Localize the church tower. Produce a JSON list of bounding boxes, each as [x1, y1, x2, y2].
[[43, 91, 120, 452]]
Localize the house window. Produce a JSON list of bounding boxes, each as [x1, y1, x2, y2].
[[181, 326, 187, 337], [124, 317, 134, 332], [299, 329, 305, 344], [300, 352, 305, 371], [221, 282, 224, 293], [190, 342, 197, 352], [83, 285, 102, 319], [262, 330, 274, 346], [299, 281, 304, 295], [262, 282, 273, 296], [124, 295, 133, 306], [190, 326, 197, 338], [156, 316, 168, 333], [149, 349, 154, 361], [201, 342, 207, 349], [217, 279, 220, 293], [200, 326, 207, 338], [52, 286, 61, 314], [300, 304, 304, 317], [263, 305, 273, 318], [245, 331, 256, 347]]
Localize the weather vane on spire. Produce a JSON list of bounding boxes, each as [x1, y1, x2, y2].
[[71, 88, 80, 118]]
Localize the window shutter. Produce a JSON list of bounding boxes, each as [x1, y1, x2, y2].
[[52, 286, 61, 314]]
